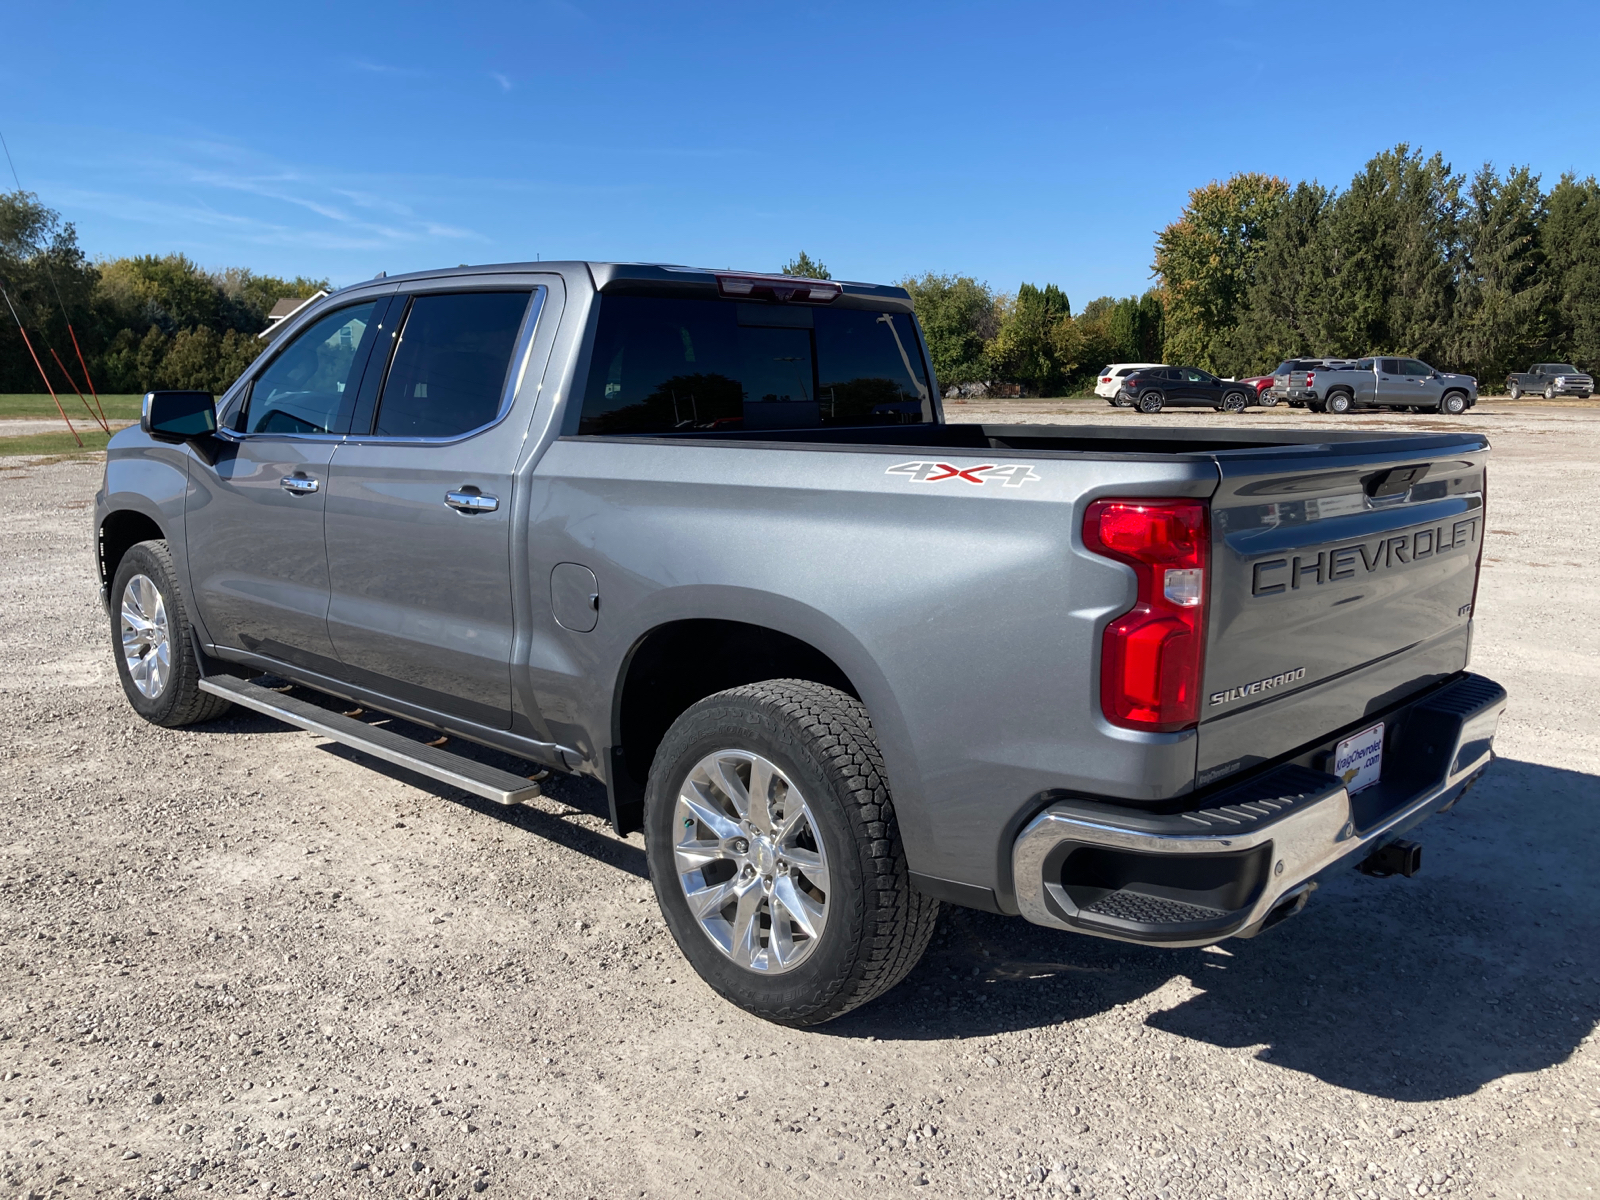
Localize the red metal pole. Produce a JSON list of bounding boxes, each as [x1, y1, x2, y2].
[[66, 324, 109, 430], [1, 287, 81, 447], [50, 345, 109, 433]]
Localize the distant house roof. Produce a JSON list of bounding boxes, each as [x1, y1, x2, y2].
[[259, 290, 329, 340]]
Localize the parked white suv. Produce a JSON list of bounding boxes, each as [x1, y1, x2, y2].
[[1095, 363, 1163, 403]]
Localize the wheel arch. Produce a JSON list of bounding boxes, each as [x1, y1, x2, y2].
[[98, 508, 167, 589]]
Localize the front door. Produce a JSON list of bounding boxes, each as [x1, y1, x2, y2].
[[1402, 359, 1445, 407], [186, 299, 386, 671], [323, 286, 545, 729]]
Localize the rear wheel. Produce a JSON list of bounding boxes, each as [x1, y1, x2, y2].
[[1508, 380, 1522, 400], [645, 679, 939, 1026], [1136, 391, 1164, 414], [110, 540, 233, 728], [1221, 391, 1248, 413], [1441, 391, 1468, 415], [1325, 391, 1353, 414], [1115, 391, 1134, 408], [1258, 392, 1279, 407]]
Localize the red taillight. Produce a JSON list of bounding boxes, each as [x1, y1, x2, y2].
[[1306, 371, 1316, 386], [1084, 499, 1209, 732]]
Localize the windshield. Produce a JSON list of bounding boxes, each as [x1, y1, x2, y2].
[[578, 295, 933, 435], [1550, 364, 1579, 373]]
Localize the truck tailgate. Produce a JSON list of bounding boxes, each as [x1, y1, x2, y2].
[[1198, 436, 1488, 785]]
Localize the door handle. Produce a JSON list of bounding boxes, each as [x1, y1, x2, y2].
[[445, 490, 499, 513], [280, 474, 319, 495]]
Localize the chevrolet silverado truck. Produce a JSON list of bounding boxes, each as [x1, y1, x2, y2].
[[1506, 363, 1593, 400], [1275, 356, 1478, 414], [95, 262, 1505, 1026]]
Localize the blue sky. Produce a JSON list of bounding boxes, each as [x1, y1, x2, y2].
[[6, 1, 1598, 304]]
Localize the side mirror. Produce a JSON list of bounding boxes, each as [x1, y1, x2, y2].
[[142, 391, 217, 442]]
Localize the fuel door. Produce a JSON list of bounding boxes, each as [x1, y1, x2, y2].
[[550, 563, 600, 632]]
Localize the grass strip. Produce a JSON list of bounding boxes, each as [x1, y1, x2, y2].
[[0, 428, 114, 458], [0, 393, 146, 421]]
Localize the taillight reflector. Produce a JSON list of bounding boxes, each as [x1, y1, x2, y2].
[[1084, 499, 1209, 732]]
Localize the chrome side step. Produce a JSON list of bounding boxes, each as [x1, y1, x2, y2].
[[198, 675, 542, 806]]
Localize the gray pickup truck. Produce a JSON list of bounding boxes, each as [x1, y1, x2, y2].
[[1273, 356, 1478, 414], [1506, 363, 1593, 400], [95, 261, 1505, 1025]]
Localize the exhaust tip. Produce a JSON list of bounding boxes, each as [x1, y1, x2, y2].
[[1358, 839, 1422, 879]]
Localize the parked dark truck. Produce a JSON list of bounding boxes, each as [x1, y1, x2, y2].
[[95, 262, 1505, 1025], [1276, 357, 1478, 414], [1506, 363, 1592, 400]]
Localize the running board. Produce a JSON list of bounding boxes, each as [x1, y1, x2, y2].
[[198, 675, 542, 806]]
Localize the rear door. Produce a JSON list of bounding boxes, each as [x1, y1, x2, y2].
[[1374, 358, 1409, 405], [1198, 435, 1488, 784], [322, 281, 552, 729]]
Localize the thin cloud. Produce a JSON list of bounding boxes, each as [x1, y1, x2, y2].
[[348, 58, 428, 78], [491, 72, 513, 92]]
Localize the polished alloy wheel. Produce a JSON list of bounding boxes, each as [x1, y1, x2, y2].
[[119, 573, 171, 699], [673, 749, 830, 973]]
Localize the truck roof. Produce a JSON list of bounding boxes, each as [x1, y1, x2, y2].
[[338, 261, 913, 307]]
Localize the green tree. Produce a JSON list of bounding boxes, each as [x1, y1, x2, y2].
[[780, 251, 831, 279], [1154, 172, 1289, 373], [0, 189, 99, 391], [1543, 174, 1600, 369], [1320, 145, 1462, 362], [900, 272, 998, 387], [1229, 181, 1336, 371], [1452, 164, 1547, 382], [991, 283, 1075, 395]]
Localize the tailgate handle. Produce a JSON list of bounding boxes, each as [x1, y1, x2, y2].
[[1363, 465, 1428, 500]]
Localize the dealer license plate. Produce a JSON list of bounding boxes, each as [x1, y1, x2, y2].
[[1334, 722, 1384, 794]]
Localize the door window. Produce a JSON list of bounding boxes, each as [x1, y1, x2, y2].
[[1401, 359, 1434, 376], [1378, 359, 1403, 375], [238, 302, 381, 435], [372, 291, 535, 438], [1181, 369, 1207, 382]]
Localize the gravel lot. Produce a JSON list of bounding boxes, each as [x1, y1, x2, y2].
[[1, 399, 1596, 1200]]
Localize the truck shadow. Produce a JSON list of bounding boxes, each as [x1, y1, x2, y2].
[[827, 757, 1600, 1103]]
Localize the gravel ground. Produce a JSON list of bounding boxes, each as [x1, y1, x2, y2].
[[1, 401, 1596, 1200]]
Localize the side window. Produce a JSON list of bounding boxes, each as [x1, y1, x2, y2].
[[239, 302, 379, 435], [1379, 358, 1402, 375], [1402, 359, 1433, 376], [1356, 358, 1374, 371], [1182, 369, 1205, 382], [373, 291, 535, 438]]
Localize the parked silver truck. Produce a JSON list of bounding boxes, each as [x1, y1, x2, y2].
[[1273, 356, 1478, 414], [95, 262, 1505, 1025]]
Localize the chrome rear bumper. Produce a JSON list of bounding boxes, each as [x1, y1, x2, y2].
[[1012, 673, 1506, 947]]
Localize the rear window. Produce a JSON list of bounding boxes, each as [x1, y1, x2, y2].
[[577, 295, 932, 435]]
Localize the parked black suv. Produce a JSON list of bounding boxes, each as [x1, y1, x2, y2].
[[1116, 367, 1256, 414]]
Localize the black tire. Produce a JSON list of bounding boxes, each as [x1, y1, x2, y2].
[[1136, 391, 1164, 414], [1221, 391, 1248, 413], [1508, 381, 1521, 400], [1325, 391, 1353, 414], [1545, 384, 1556, 400], [1441, 391, 1468, 415], [110, 539, 233, 728], [1114, 391, 1134, 408], [1258, 392, 1279, 407], [644, 679, 939, 1026], [1307, 400, 1326, 413]]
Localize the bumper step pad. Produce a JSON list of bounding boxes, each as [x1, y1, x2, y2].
[[198, 674, 542, 806]]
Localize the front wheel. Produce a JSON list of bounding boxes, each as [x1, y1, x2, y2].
[[1114, 391, 1134, 408], [1221, 391, 1248, 413], [1258, 392, 1279, 407], [1546, 384, 1557, 400], [1442, 392, 1468, 415], [1136, 391, 1164, 414], [1508, 381, 1521, 399], [645, 679, 939, 1026], [1325, 391, 1353, 414], [110, 540, 233, 728]]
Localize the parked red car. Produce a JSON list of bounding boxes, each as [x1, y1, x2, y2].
[[1237, 375, 1280, 405]]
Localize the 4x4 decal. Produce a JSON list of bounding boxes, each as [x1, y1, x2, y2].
[[886, 461, 1042, 487]]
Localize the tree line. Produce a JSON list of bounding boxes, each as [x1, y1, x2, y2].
[[7, 144, 1598, 402], [0, 190, 324, 394], [1155, 144, 1600, 384]]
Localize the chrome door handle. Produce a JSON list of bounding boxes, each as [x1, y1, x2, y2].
[[280, 475, 319, 494], [445, 490, 499, 513]]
